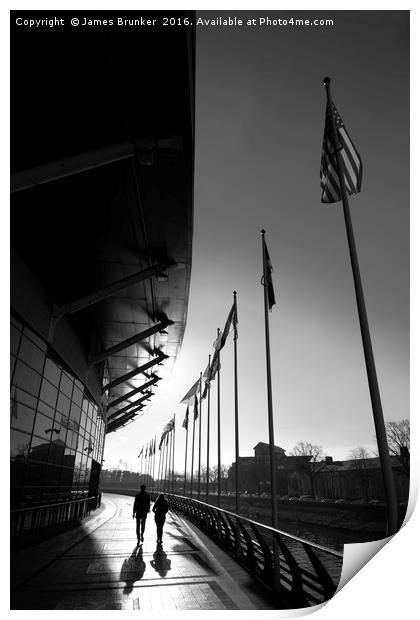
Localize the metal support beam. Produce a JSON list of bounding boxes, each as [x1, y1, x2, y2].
[[101, 352, 168, 393], [107, 409, 142, 433], [89, 320, 173, 366], [52, 261, 176, 322], [107, 391, 153, 422], [107, 376, 161, 410], [10, 136, 182, 193]]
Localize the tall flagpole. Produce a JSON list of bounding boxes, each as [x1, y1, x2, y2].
[[190, 399, 196, 497], [233, 291, 240, 516], [165, 434, 170, 493], [157, 445, 161, 491], [261, 230, 279, 530], [140, 450, 144, 484], [324, 77, 398, 536], [197, 372, 203, 500], [152, 437, 156, 491], [184, 407, 189, 495], [206, 353, 211, 502], [217, 328, 221, 508], [171, 414, 176, 494]]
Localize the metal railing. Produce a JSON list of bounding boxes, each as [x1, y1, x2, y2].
[[152, 492, 343, 607], [11, 493, 102, 539]]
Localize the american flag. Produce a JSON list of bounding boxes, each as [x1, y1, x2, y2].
[[320, 102, 362, 203]]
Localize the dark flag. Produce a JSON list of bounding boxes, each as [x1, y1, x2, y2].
[[262, 238, 276, 310], [320, 101, 362, 204], [193, 395, 199, 420], [214, 303, 238, 352], [182, 405, 189, 429]]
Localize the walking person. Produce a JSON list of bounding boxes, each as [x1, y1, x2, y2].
[[152, 493, 169, 544], [133, 484, 151, 544]]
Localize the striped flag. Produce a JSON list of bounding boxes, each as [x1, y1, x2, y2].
[[320, 101, 362, 204]]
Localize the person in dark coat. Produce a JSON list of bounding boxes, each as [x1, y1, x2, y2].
[[132, 484, 151, 544], [152, 494, 168, 544]]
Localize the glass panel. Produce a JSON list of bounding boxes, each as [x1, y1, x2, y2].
[[29, 435, 51, 463], [10, 401, 36, 434], [19, 335, 45, 373], [37, 400, 55, 420], [11, 324, 22, 355], [44, 358, 61, 387], [85, 416, 92, 435], [72, 385, 83, 408], [33, 412, 57, 440], [10, 354, 17, 381], [69, 402, 81, 424], [56, 392, 71, 416], [48, 440, 65, 466], [79, 410, 87, 429], [23, 327, 47, 352], [12, 361, 41, 397], [59, 373, 73, 398], [25, 460, 47, 494], [11, 429, 30, 460], [14, 387, 37, 409], [39, 378, 58, 408]]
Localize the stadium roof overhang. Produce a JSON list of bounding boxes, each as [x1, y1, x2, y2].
[[10, 12, 195, 433]]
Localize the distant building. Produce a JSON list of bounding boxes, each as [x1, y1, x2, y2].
[[228, 443, 409, 501]]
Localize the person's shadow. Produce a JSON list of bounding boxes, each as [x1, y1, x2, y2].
[[120, 545, 146, 594], [150, 543, 172, 578]]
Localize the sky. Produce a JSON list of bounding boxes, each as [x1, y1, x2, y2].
[[104, 10, 409, 474]]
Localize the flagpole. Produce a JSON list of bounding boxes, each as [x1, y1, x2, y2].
[[172, 414, 176, 494], [190, 400, 196, 497], [261, 230, 279, 531], [165, 433, 170, 493], [152, 437, 156, 492], [217, 328, 221, 508], [156, 445, 161, 491], [206, 352, 211, 502], [233, 291, 240, 517], [198, 372, 203, 500], [140, 450, 144, 484], [184, 407, 189, 495], [324, 77, 398, 536]]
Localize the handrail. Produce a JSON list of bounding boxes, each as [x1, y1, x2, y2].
[[11, 493, 102, 539], [11, 496, 97, 514], [150, 491, 343, 607], [152, 492, 343, 559]]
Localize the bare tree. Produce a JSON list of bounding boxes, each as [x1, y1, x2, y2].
[[349, 446, 372, 501], [290, 441, 326, 498], [386, 419, 410, 476]]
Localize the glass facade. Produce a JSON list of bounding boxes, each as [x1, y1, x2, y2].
[[10, 315, 106, 508]]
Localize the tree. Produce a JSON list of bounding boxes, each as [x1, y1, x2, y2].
[[386, 419, 410, 476], [290, 441, 327, 498], [349, 446, 372, 501]]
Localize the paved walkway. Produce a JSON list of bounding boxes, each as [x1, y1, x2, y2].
[[11, 493, 278, 610]]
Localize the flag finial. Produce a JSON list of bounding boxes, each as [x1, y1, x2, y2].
[[323, 76, 331, 85], [261, 228, 266, 235]]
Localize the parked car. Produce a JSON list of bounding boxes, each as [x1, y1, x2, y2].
[[334, 498, 346, 504], [298, 495, 315, 502], [288, 496, 300, 501], [320, 498, 334, 503]]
